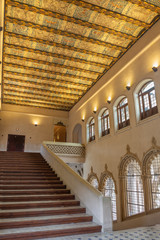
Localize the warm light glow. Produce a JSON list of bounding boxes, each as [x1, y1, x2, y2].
[[94, 106, 97, 112], [126, 83, 131, 87], [82, 115, 85, 121], [34, 121, 38, 126], [108, 96, 111, 101], [153, 62, 158, 68]]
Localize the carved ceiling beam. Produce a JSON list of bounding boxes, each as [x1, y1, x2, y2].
[[6, 0, 136, 41], [3, 70, 91, 87], [127, 0, 160, 14], [5, 32, 115, 60], [4, 84, 80, 99], [62, 0, 149, 27], [3, 94, 73, 107], [3, 77, 85, 94], [3, 91, 75, 104], [5, 17, 125, 51], [4, 62, 96, 82], [4, 43, 108, 68], [3, 99, 71, 111], [5, 54, 101, 75]]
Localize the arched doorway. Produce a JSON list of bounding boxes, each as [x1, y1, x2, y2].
[[72, 124, 82, 144]]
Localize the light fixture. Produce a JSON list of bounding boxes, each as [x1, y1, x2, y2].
[[107, 97, 111, 104], [93, 107, 97, 114], [81, 118, 85, 122], [152, 66, 158, 72], [34, 122, 38, 127], [126, 85, 131, 91]]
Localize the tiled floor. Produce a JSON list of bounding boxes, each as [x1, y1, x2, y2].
[[41, 224, 160, 240]]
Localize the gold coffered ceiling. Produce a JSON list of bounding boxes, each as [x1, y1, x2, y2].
[[2, 0, 160, 111]]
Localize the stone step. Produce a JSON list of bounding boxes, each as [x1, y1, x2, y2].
[[0, 206, 86, 218], [0, 180, 63, 185], [0, 222, 101, 240], [0, 189, 70, 195], [0, 214, 93, 229], [0, 194, 75, 202], [0, 200, 80, 210], [0, 184, 66, 190]]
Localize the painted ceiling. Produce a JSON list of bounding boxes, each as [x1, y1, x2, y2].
[[2, 0, 160, 111]]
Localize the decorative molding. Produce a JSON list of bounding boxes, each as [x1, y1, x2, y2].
[[99, 164, 117, 193], [119, 145, 141, 176], [46, 143, 85, 157], [87, 166, 99, 188]]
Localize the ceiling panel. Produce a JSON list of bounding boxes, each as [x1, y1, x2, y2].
[[2, 0, 160, 110]]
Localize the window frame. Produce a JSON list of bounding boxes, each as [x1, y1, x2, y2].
[[101, 109, 110, 137], [119, 155, 145, 220], [88, 118, 95, 142], [138, 81, 158, 120], [117, 97, 130, 130]]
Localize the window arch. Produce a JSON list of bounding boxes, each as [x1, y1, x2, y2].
[[99, 165, 117, 221], [119, 151, 144, 219], [88, 117, 95, 142], [143, 141, 160, 211], [117, 97, 130, 129], [138, 81, 158, 120], [87, 167, 99, 189]]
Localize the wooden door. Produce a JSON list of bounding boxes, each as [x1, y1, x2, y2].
[[54, 125, 66, 142], [7, 134, 25, 152]]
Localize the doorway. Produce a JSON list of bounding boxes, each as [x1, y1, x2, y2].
[[7, 134, 25, 152], [54, 122, 66, 142], [72, 124, 82, 144]]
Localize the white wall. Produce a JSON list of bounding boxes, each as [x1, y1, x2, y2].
[[0, 104, 68, 152], [68, 20, 160, 230]]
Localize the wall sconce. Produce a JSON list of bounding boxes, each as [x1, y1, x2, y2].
[[34, 122, 38, 127], [107, 97, 111, 104], [152, 66, 158, 72], [126, 85, 131, 91], [93, 107, 97, 114], [81, 118, 85, 122]]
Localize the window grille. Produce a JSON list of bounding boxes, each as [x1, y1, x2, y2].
[[125, 160, 144, 216], [117, 97, 130, 130], [89, 177, 99, 189], [138, 81, 158, 120], [101, 109, 110, 136], [149, 154, 160, 209], [104, 176, 117, 221], [89, 118, 95, 142]]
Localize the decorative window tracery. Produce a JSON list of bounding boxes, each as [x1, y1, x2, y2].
[[117, 97, 130, 129], [99, 164, 117, 221], [87, 167, 99, 189], [142, 138, 160, 212], [119, 146, 145, 219], [101, 109, 110, 137], [138, 81, 158, 120]]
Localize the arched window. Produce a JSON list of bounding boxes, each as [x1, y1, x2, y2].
[[143, 145, 160, 211], [150, 155, 160, 209], [87, 167, 99, 189], [99, 165, 117, 221], [120, 153, 145, 219], [117, 97, 130, 129], [138, 81, 158, 120], [88, 118, 95, 142], [125, 160, 144, 216], [101, 109, 110, 136]]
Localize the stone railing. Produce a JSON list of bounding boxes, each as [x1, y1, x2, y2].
[[41, 142, 112, 232], [44, 142, 85, 164]]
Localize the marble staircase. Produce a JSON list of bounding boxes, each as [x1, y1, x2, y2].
[[0, 151, 101, 239]]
